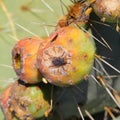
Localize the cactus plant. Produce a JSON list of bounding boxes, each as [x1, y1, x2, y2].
[[0, 0, 120, 120]]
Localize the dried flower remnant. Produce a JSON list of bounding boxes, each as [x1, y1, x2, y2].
[[57, 0, 95, 28], [37, 26, 96, 87]]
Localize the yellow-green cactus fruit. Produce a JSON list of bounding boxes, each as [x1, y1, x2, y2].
[[0, 81, 51, 120], [37, 26, 96, 87]]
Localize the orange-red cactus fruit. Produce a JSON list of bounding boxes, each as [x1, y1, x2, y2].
[[12, 37, 44, 84]]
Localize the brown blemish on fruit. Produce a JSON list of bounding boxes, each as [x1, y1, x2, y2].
[[68, 39, 73, 44], [72, 66, 77, 72], [8, 87, 33, 119], [83, 54, 88, 60]]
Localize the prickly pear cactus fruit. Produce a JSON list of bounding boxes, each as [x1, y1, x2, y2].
[[37, 26, 96, 87], [12, 37, 44, 84], [0, 80, 51, 120], [0, 84, 13, 120], [92, 0, 120, 23]]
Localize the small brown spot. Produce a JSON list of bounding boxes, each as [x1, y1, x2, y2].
[[68, 39, 73, 43], [21, 5, 30, 11], [72, 67, 77, 71], [83, 54, 88, 60]]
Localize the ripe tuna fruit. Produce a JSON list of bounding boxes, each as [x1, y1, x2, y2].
[[37, 26, 96, 87], [0, 80, 51, 120], [92, 0, 120, 23], [12, 37, 45, 84]]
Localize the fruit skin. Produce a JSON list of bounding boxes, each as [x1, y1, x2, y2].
[[12, 37, 45, 84], [0, 80, 51, 120], [0, 84, 13, 120], [37, 26, 96, 87], [92, 0, 120, 23]]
